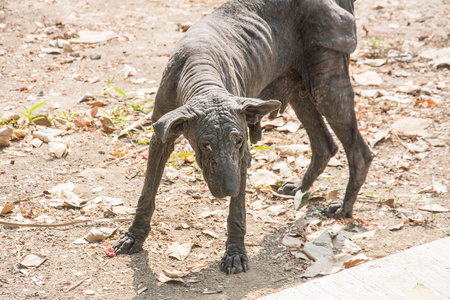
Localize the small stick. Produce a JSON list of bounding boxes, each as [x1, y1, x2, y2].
[[106, 145, 149, 165], [0, 218, 133, 228], [115, 112, 153, 139], [84, 249, 95, 261], [64, 277, 88, 293], [271, 191, 295, 199]]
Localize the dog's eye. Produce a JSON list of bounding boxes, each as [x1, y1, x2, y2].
[[235, 138, 243, 148], [202, 142, 212, 151]]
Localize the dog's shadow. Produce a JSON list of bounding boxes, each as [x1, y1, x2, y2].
[[130, 227, 308, 300]]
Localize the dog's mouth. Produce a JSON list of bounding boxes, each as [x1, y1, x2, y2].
[[209, 186, 240, 198], [204, 174, 240, 198]]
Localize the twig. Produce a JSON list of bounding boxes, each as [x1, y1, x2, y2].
[[106, 145, 149, 165], [0, 218, 133, 228], [64, 277, 88, 293], [84, 249, 95, 261], [113, 112, 153, 141], [390, 132, 415, 154], [271, 191, 295, 199]]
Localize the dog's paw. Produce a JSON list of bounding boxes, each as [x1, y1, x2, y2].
[[220, 244, 248, 274], [113, 232, 144, 255], [323, 201, 352, 219], [277, 180, 301, 196]]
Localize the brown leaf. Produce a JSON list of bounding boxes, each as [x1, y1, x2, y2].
[[381, 198, 396, 208], [100, 117, 117, 133], [415, 98, 437, 108], [327, 190, 339, 201], [343, 254, 370, 269], [10, 130, 26, 140], [189, 262, 209, 273], [32, 115, 52, 127], [0, 202, 14, 214], [90, 106, 98, 118]]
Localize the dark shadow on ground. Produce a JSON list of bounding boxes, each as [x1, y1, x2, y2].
[[129, 224, 311, 300]]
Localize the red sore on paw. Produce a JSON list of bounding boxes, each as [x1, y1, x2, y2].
[[103, 247, 117, 257]]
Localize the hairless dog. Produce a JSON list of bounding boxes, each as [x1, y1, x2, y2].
[[114, 0, 374, 274]]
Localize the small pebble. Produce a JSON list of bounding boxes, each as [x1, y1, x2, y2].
[[90, 53, 101, 60]]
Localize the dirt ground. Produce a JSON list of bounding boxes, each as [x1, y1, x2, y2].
[[0, 0, 449, 299]]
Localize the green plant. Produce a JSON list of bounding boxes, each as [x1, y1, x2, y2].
[[58, 111, 78, 122], [367, 37, 392, 57], [248, 138, 273, 151], [20, 100, 47, 123], [113, 86, 127, 99], [107, 75, 118, 87], [170, 152, 195, 159]]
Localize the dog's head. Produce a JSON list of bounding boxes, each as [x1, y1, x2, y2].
[[153, 93, 280, 198]]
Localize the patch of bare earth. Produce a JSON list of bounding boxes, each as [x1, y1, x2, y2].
[[0, 0, 449, 299]]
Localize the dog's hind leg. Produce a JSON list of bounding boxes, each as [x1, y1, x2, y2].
[[278, 84, 338, 197]]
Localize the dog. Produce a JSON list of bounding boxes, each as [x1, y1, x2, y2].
[[114, 0, 374, 274]]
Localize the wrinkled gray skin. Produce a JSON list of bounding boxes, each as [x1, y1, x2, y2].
[[113, 0, 374, 274]]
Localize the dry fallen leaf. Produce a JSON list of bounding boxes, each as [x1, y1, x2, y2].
[[342, 254, 371, 269], [406, 283, 439, 300], [276, 144, 310, 157], [301, 254, 352, 278], [327, 190, 339, 201], [419, 204, 449, 213], [277, 121, 300, 133], [100, 116, 117, 133], [32, 115, 52, 127], [388, 223, 405, 231], [189, 261, 209, 273], [10, 130, 26, 140], [0, 127, 13, 147], [162, 166, 178, 181], [48, 140, 70, 158], [163, 269, 189, 278], [415, 98, 437, 108], [249, 169, 280, 187], [84, 227, 118, 243], [20, 254, 47, 268], [0, 202, 14, 214], [202, 230, 219, 239], [52, 118, 71, 130], [156, 273, 185, 284], [167, 242, 191, 261], [353, 71, 383, 86], [199, 210, 222, 219], [382, 198, 396, 208], [90, 106, 98, 118]]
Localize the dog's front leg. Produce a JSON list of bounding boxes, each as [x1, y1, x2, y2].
[[221, 157, 248, 274], [114, 134, 174, 254]]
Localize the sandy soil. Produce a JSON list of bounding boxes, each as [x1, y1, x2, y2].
[[0, 0, 449, 299]]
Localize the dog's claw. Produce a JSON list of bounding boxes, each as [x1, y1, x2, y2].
[[113, 232, 144, 255], [277, 180, 301, 196], [221, 245, 248, 274], [323, 201, 352, 219]]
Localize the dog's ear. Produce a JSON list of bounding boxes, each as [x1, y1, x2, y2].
[[235, 98, 281, 124], [307, 0, 357, 54], [153, 106, 195, 143]]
